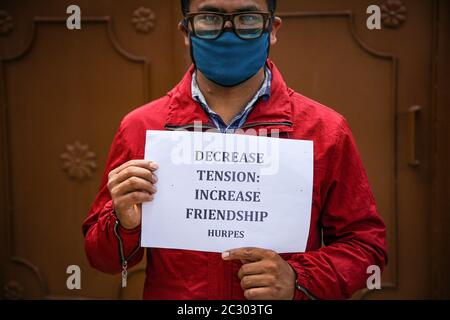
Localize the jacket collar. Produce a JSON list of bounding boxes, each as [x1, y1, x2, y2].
[[165, 60, 294, 133]]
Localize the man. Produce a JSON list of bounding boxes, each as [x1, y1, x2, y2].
[[83, 0, 387, 300]]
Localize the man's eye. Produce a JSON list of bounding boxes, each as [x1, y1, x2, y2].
[[239, 15, 260, 24], [200, 15, 220, 24]]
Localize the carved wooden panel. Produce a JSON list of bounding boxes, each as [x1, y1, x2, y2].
[[0, 0, 183, 299], [60, 141, 98, 181], [0, 14, 151, 299], [381, 0, 408, 29], [0, 10, 13, 35]]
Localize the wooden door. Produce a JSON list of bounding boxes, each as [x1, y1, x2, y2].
[[271, 0, 440, 299], [0, 0, 182, 299], [0, 0, 448, 299]]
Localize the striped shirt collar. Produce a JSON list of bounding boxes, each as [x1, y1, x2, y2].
[[191, 67, 272, 133]]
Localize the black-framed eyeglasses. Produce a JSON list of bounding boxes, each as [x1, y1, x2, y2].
[[184, 11, 272, 40]]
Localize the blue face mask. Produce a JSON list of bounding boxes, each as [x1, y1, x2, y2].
[[190, 31, 270, 87]]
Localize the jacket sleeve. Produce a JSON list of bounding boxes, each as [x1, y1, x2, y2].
[[289, 118, 388, 300], [82, 122, 145, 274]]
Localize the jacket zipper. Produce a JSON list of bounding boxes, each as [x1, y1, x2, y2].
[[241, 121, 293, 129], [113, 220, 141, 288], [165, 121, 293, 131], [295, 282, 318, 300], [165, 123, 217, 131]]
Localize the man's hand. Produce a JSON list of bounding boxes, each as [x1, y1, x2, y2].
[[222, 247, 296, 300], [107, 160, 159, 230]]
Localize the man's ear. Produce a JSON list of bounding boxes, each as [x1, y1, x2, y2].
[[270, 17, 282, 46], [178, 21, 190, 47]]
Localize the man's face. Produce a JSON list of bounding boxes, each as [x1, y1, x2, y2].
[[180, 0, 281, 48]]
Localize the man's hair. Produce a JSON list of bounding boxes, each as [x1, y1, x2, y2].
[[181, 0, 277, 15]]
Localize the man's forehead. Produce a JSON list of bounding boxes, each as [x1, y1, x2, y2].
[[190, 0, 268, 12]]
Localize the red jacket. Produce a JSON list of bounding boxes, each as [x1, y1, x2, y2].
[[83, 61, 387, 300]]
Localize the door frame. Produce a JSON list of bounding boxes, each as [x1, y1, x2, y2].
[[430, 0, 450, 300]]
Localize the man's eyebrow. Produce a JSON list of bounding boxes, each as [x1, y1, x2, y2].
[[196, 5, 262, 13], [235, 6, 261, 13], [197, 5, 223, 13]]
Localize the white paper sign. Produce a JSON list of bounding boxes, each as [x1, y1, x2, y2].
[[141, 130, 313, 253]]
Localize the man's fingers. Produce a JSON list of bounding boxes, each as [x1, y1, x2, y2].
[[110, 166, 156, 188], [244, 287, 273, 300], [109, 160, 150, 176], [240, 274, 275, 290], [111, 176, 157, 198], [116, 191, 153, 208], [222, 247, 276, 262], [237, 261, 268, 279], [109, 160, 159, 177]]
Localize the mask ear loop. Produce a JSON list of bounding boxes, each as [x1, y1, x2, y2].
[[185, 21, 200, 72], [268, 14, 275, 33], [181, 17, 198, 68], [181, 17, 192, 38], [189, 35, 197, 67], [265, 14, 275, 64]]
